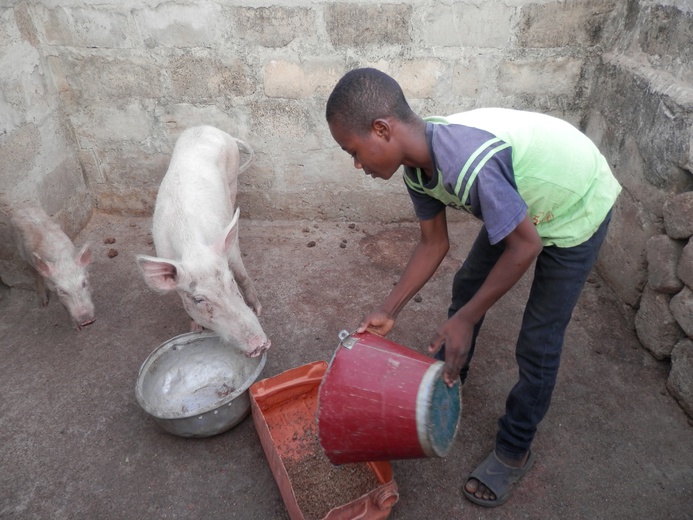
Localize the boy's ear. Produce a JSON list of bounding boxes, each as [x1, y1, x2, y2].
[[372, 118, 392, 140]]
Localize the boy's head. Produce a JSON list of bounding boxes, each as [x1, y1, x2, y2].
[[326, 68, 414, 136], [326, 68, 417, 180]]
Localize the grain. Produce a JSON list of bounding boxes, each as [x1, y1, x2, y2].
[[283, 428, 380, 519]]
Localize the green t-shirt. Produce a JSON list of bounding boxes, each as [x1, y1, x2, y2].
[[404, 108, 622, 247]]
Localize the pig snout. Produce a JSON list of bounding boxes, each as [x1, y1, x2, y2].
[[246, 337, 271, 358], [74, 317, 96, 331], [75, 316, 96, 330], [69, 303, 96, 331]]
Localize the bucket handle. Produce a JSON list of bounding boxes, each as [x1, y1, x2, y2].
[[338, 329, 358, 350]]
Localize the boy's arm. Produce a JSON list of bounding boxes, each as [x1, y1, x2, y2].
[[428, 214, 543, 386], [357, 210, 450, 335]]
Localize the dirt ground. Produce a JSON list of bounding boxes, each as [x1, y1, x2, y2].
[[1, 210, 692, 520]]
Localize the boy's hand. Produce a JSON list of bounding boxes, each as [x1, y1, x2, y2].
[[428, 314, 474, 387], [357, 310, 396, 336]]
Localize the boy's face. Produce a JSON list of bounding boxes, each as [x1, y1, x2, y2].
[[329, 119, 401, 180]]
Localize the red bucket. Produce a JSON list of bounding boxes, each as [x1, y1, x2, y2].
[[317, 331, 461, 465]]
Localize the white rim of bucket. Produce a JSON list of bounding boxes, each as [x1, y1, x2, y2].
[[416, 361, 450, 458]]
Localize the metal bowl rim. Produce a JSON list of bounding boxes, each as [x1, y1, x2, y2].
[[135, 330, 267, 420]]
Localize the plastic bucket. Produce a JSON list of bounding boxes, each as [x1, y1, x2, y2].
[[317, 331, 461, 465]]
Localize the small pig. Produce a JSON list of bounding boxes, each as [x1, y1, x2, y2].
[[136, 125, 270, 357], [7, 201, 95, 330]]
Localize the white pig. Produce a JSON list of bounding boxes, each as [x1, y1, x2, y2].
[[7, 202, 95, 330], [136, 126, 270, 357]]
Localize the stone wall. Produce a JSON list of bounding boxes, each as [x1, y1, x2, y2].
[[584, 0, 693, 307], [581, 0, 693, 417], [634, 192, 693, 417]]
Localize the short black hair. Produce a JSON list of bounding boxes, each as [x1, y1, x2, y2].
[[326, 68, 415, 135]]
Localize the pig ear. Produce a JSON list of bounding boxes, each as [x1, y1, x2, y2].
[[136, 255, 180, 292], [76, 244, 92, 267], [32, 253, 54, 278], [212, 207, 240, 257]]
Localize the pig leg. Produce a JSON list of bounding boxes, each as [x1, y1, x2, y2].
[[227, 245, 262, 316]]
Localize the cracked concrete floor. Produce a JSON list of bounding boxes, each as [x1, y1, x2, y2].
[[1, 210, 692, 520]]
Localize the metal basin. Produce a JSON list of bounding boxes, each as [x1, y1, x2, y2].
[[135, 331, 267, 438]]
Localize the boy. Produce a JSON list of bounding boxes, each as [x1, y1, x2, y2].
[[325, 68, 621, 508]]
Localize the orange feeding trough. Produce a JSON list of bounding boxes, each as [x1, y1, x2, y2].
[[250, 361, 399, 520]]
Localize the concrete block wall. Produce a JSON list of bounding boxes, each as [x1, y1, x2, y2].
[[1, 0, 616, 229], [0, 2, 91, 240]]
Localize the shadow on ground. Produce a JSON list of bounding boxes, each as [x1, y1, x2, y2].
[[1, 211, 691, 520]]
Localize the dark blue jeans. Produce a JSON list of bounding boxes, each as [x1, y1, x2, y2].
[[437, 211, 612, 461]]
